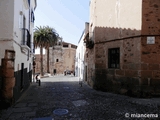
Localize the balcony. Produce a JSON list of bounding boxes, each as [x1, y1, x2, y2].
[[23, 0, 30, 9], [84, 32, 94, 49], [21, 28, 31, 54], [53, 45, 62, 50]]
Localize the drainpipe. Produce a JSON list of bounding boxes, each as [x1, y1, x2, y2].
[[28, 0, 30, 32], [28, 2, 31, 48]]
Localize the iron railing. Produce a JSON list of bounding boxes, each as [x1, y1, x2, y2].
[[21, 28, 31, 48], [86, 32, 94, 49]]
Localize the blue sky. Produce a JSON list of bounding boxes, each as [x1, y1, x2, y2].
[[34, 0, 89, 45]]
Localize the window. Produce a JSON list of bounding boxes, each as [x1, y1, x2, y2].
[[108, 48, 120, 68], [56, 59, 59, 62], [71, 45, 77, 49], [31, 10, 35, 23], [63, 45, 68, 47], [23, 0, 30, 9], [28, 0, 30, 6]]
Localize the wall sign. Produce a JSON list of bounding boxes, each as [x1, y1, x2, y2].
[[147, 37, 155, 44]]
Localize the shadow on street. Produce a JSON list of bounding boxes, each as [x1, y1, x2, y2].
[[0, 75, 160, 120]]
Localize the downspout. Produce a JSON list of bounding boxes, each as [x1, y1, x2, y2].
[[29, 0, 31, 49], [29, 0, 30, 32], [28, 0, 31, 61]]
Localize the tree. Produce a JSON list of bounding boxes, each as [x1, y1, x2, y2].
[[45, 26, 59, 73], [34, 26, 59, 76]]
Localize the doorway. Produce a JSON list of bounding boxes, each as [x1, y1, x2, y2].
[[85, 66, 87, 81], [20, 63, 24, 90]]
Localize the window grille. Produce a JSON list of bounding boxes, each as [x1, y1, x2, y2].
[[108, 48, 120, 68]]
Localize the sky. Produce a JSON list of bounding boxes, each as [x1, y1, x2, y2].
[[34, 0, 90, 46]]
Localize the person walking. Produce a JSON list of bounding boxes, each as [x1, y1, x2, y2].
[[73, 71, 75, 76], [35, 74, 41, 86], [54, 69, 56, 75]]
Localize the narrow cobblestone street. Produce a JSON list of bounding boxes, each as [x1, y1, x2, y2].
[[0, 75, 160, 120]]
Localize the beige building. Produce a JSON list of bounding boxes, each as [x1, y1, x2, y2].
[[35, 41, 77, 75], [84, 0, 160, 97]]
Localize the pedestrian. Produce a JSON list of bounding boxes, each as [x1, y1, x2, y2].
[[35, 74, 41, 86], [35, 74, 40, 82], [73, 71, 75, 76], [64, 71, 66, 76], [54, 69, 56, 75]]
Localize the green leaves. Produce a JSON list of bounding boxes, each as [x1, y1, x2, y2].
[[34, 26, 59, 49]]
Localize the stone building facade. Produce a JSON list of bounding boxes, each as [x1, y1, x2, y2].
[[0, 0, 37, 107], [84, 0, 160, 97], [35, 42, 77, 75]]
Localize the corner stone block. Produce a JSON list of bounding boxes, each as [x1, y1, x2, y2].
[[3, 77, 15, 88], [128, 63, 141, 70], [123, 64, 128, 69], [95, 63, 106, 69], [153, 71, 160, 78], [4, 50, 15, 59], [2, 68, 14, 77], [148, 64, 159, 70], [125, 70, 138, 77], [2, 59, 14, 69], [2, 88, 13, 99], [116, 70, 124, 76], [141, 64, 148, 70], [141, 71, 153, 78]]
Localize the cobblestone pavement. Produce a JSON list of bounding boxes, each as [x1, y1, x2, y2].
[[1, 75, 160, 120]]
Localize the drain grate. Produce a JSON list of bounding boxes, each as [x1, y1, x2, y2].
[[53, 109, 68, 116], [32, 117, 53, 120]]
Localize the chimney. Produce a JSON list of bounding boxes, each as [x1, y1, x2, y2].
[[85, 22, 89, 34]]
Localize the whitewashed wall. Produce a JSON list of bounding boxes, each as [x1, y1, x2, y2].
[[76, 31, 86, 80], [0, 0, 14, 65], [0, 0, 36, 73]]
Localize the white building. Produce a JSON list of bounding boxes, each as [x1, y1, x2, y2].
[[0, 0, 37, 106], [75, 30, 86, 80]]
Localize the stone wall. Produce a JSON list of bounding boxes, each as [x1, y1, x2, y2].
[[93, 27, 141, 94], [35, 42, 77, 75], [34, 54, 44, 74], [87, 0, 160, 97], [52, 47, 64, 74], [85, 47, 95, 87], [140, 0, 160, 94]]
